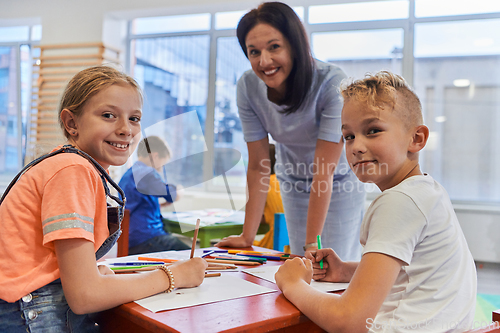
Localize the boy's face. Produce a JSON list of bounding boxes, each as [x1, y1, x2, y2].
[[341, 99, 416, 191], [153, 153, 170, 172]]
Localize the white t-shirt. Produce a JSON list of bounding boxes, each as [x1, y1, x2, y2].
[[361, 175, 476, 332]]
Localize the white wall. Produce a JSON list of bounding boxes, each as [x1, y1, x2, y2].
[[1, 0, 498, 263]]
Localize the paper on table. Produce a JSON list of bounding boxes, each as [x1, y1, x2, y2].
[[162, 209, 245, 226], [243, 265, 349, 293], [135, 274, 276, 313]]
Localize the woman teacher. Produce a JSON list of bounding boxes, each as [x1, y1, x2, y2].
[[216, 2, 365, 259]]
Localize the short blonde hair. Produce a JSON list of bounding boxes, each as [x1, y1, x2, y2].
[[341, 71, 423, 128], [58, 65, 143, 138]]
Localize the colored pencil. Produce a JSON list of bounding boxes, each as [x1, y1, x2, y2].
[[205, 266, 236, 270], [201, 250, 215, 258], [190, 218, 201, 259], [317, 235, 323, 269], [228, 250, 285, 256], [138, 257, 178, 263], [111, 265, 163, 273], [234, 253, 289, 261], [205, 258, 261, 266], [211, 254, 267, 263], [109, 262, 165, 266], [204, 272, 221, 278]]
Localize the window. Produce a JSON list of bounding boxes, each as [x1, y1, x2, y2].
[[0, 41, 32, 186], [311, 29, 404, 78], [414, 19, 500, 203], [131, 36, 210, 188], [214, 37, 251, 188], [133, 14, 211, 34], [127, 3, 500, 205], [215, 11, 246, 30], [415, 0, 500, 18], [309, 0, 408, 24]]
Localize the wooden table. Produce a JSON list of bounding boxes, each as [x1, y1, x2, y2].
[[93, 246, 325, 333], [163, 218, 269, 248]]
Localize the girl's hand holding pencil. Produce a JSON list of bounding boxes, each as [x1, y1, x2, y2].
[[163, 217, 207, 288], [168, 258, 208, 288]]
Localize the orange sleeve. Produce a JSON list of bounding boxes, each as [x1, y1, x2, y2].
[[41, 164, 103, 247]]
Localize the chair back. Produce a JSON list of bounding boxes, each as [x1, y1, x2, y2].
[[116, 209, 130, 257]]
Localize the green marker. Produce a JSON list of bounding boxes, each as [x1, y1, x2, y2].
[[317, 234, 323, 269]]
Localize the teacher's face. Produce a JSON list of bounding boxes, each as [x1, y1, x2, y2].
[[245, 23, 293, 98]]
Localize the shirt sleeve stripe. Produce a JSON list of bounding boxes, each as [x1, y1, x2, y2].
[[42, 212, 93, 226], [43, 219, 94, 236]]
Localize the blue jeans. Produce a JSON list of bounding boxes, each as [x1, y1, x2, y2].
[[0, 280, 99, 333], [128, 234, 190, 255]]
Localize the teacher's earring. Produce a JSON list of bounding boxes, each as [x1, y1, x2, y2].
[[71, 131, 77, 135]]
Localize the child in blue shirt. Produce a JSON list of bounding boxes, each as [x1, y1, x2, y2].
[[119, 135, 189, 255]]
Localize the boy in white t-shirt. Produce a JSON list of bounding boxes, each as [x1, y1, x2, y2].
[[275, 71, 477, 332]]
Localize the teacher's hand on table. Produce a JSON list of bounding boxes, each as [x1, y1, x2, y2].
[[168, 257, 208, 288], [275, 257, 313, 294], [214, 234, 253, 248]]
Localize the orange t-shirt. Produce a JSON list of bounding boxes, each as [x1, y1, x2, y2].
[[0, 147, 109, 302]]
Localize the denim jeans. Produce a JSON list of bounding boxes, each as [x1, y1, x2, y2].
[[128, 234, 190, 255], [0, 280, 99, 333]]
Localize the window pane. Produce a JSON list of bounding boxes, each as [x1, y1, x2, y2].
[[293, 7, 304, 22], [415, 19, 500, 57], [416, 0, 500, 18], [133, 13, 211, 34], [309, 1, 408, 24], [311, 29, 404, 78], [0, 26, 29, 42], [215, 7, 304, 30], [31, 25, 42, 41], [213, 37, 251, 188], [215, 11, 246, 30], [20, 45, 30, 165], [131, 36, 210, 189], [414, 20, 500, 203], [0, 46, 21, 185]]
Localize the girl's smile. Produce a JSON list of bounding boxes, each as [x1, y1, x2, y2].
[[67, 84, 142, 170]]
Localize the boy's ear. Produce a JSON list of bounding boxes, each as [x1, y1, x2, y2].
[[60, 109, 78, 137], [408, 125, 429, 153]]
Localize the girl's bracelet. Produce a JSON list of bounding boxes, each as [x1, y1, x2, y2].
[[156, 264, 175, 293]]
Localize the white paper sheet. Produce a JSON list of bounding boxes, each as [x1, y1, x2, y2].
[[243, 265, 349, 293], [162, 209, 245, 226], [135, 274, 276, 313]]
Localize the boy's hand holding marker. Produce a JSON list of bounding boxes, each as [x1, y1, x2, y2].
[[304, 248, 351, 283]]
